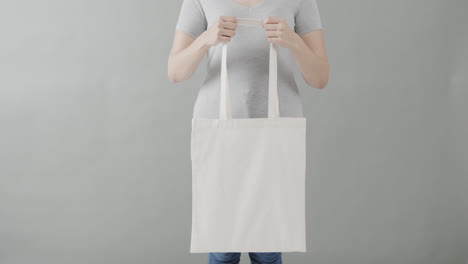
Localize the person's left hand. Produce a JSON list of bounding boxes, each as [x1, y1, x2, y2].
[[263, 16, 299, 49]]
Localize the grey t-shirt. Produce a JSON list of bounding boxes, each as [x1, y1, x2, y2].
[[175, 0, 323, 118]]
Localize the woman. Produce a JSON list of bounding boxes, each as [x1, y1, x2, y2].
[[168, 0, 329, 263]]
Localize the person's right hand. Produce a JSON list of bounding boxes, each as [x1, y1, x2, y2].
[[199, 16, 237, 47]]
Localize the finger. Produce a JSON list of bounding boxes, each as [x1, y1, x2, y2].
[[219, 36, 231, 42], [222, 22, 237, 30], [265, 30, 280, 37], [221, 29, 236, 37], [267, 37, 281, 44], [263, 24, 279, 31], [221, 16, 237, 22], [263, 16, 282, 24]]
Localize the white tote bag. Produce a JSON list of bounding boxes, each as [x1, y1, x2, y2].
[[190, 18, 306, 253]]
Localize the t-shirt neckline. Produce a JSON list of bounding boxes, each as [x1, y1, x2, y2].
[[231, 0, 266, 9]]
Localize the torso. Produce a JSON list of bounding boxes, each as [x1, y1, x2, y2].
[[194, 0, 306, 119], [233, 0, 266, 8]]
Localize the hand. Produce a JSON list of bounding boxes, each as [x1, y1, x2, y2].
[[263, 16, 300, 49], [199, 16, 237, 47]]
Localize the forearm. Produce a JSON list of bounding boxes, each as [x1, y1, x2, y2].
[[289, 34, 329, 89], [168, 35, 210, 83]]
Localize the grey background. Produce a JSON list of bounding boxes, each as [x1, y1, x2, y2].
[[0, 0, 466, 264]]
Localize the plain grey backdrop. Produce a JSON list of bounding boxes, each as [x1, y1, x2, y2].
[[0, 0, 467, 263]]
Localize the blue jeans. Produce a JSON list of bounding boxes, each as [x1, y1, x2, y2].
[[207, 252, 282, 264]]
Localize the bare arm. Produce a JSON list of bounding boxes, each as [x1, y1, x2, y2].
[[263, 17, 329, 89], [167, 32, 209, 83], [168, 16, 237, 83]]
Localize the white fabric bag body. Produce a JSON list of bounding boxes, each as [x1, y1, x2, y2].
[[190, 19, 306, 253]]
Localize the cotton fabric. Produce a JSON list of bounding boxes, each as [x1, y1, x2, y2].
[[190, 20, 307, 252], [207, 252, 282, 264]]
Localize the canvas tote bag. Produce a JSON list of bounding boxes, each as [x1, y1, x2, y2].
[[190, 18, 306, 253]]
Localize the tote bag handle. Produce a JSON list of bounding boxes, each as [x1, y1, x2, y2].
[[220, 18, 279, 120]]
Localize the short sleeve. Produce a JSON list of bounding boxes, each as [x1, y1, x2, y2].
[[175, 0, 207, 39], [294, 0, 323, 35]]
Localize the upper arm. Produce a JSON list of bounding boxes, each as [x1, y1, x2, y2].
[[170, 0, 207, 56], [294, 0, 323, 35], [175, 0, 207, 39], [170, 30, 196, 56], [300, 30, 327, 59], [294, 0, 327, 59]]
